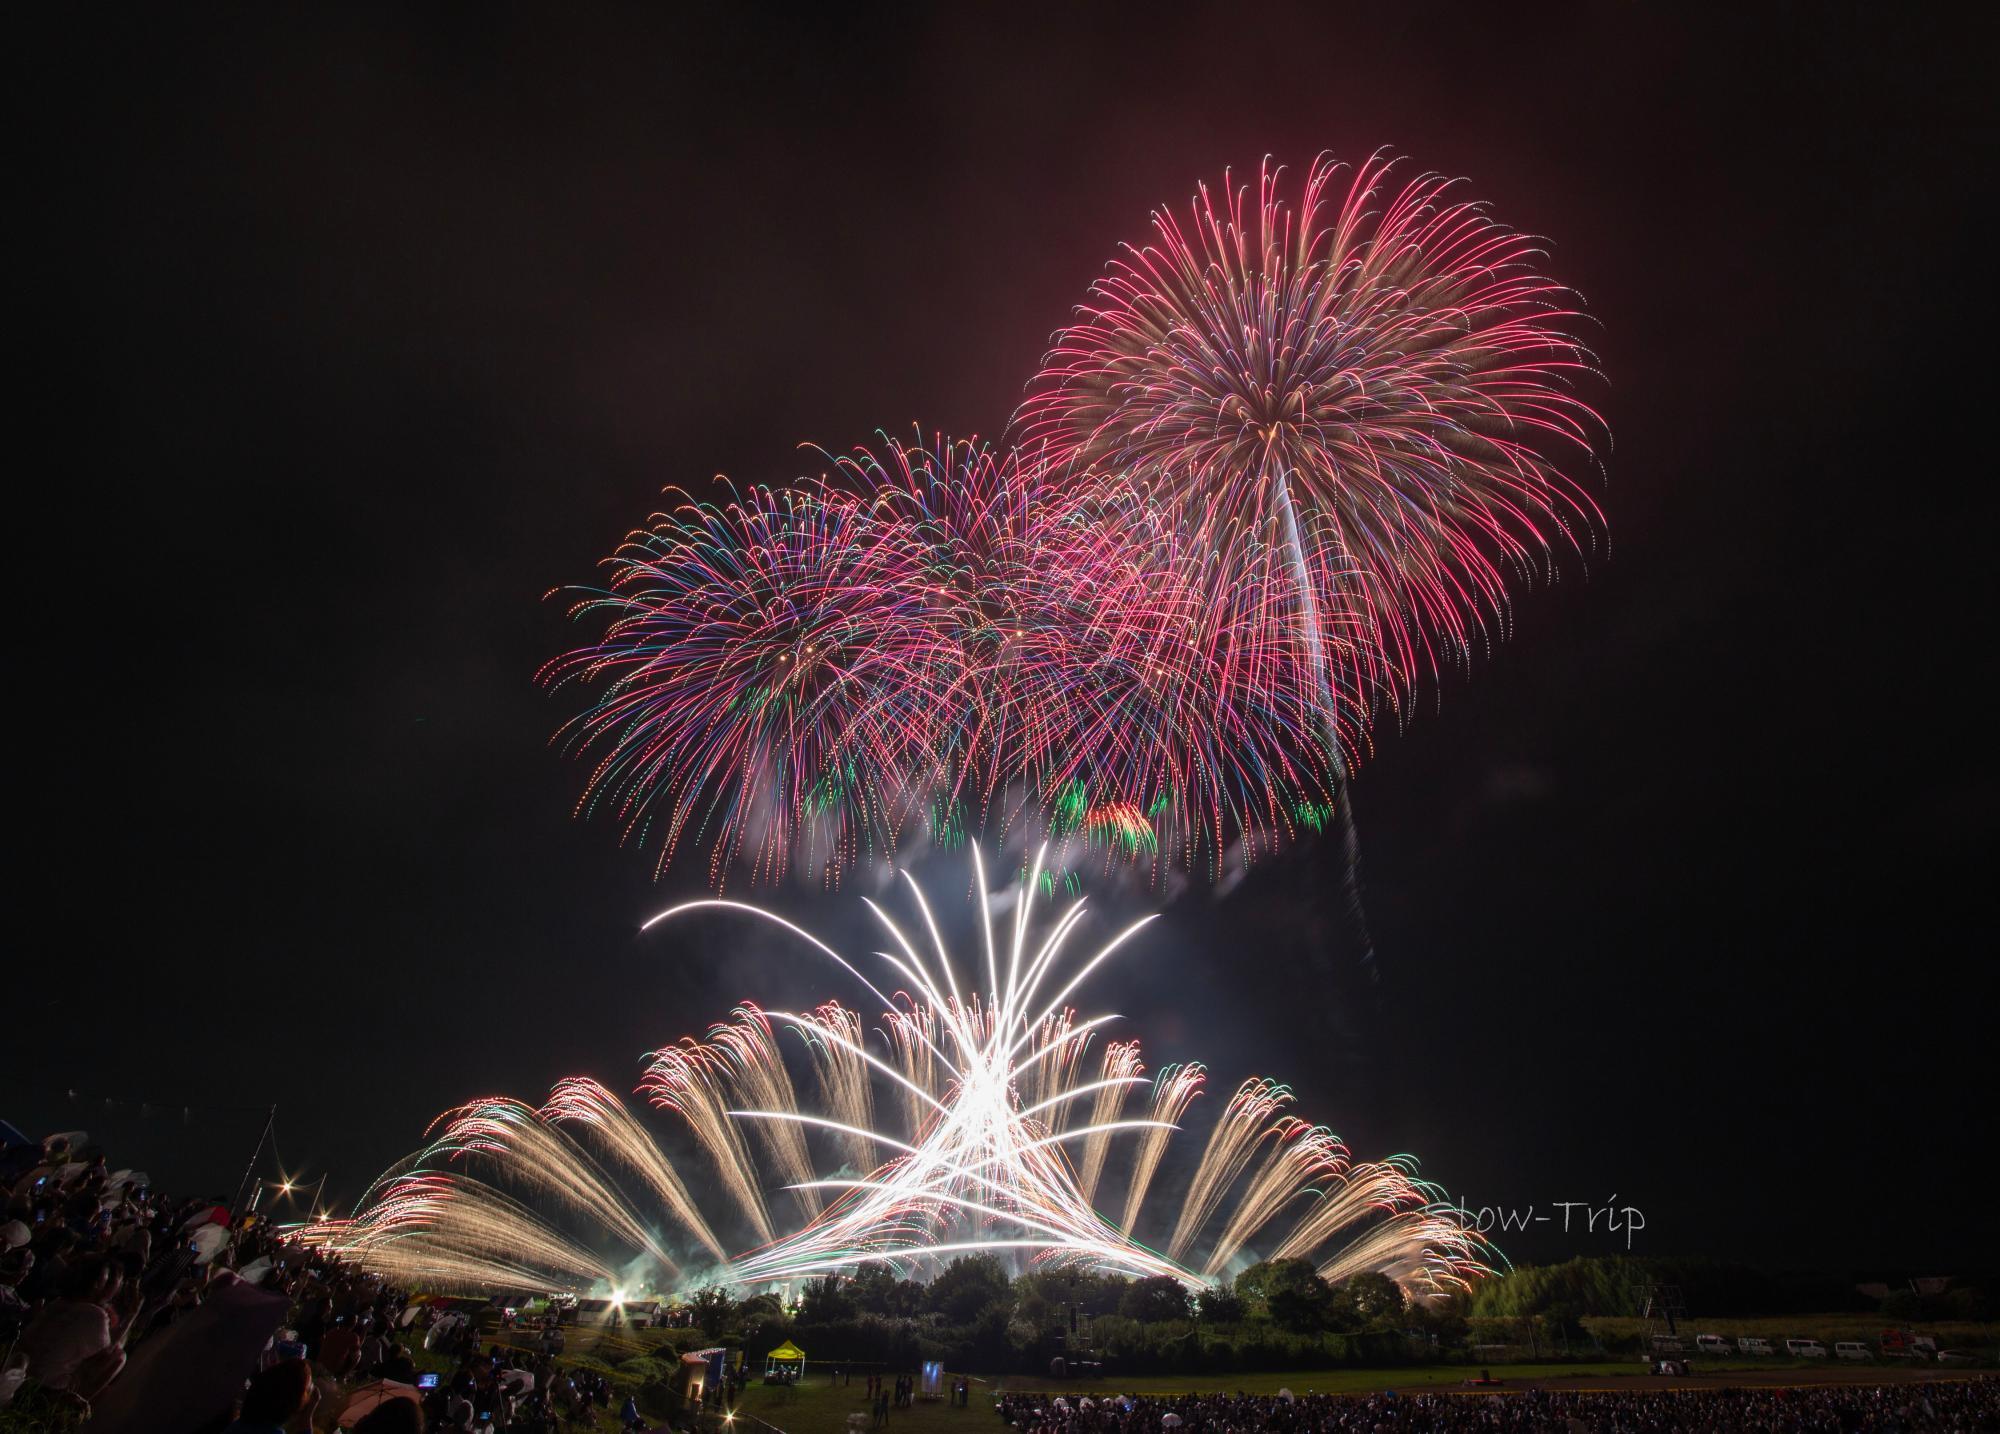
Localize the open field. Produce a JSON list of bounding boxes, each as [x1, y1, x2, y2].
[[1584, 1311, 1996, 1349]]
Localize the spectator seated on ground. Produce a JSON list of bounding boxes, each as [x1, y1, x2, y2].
[[221, 1357, 316, 1433]]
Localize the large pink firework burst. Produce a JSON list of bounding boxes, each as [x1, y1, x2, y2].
[[1016, 151, 1606, 706]]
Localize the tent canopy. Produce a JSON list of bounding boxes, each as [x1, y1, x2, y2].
[[766, 1341, 806, 1363]]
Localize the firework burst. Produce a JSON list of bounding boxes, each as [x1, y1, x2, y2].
[[540, 481, 953, 886], [307, 852, 1495, 1296], [1017, 151, 1605, 702]]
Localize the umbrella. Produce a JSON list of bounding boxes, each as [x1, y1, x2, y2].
[[424, 1312, 467, 1350], [189, 1224, 231, 1265], [85, 1276, 292, 1434], [341, 1380, 421, 1421], [501, 1368, 536, 1393], [1277, 1388, 1295, 1402], [1079, 1398, 1096, 1410], [1162, 1415, 1183, 1427]]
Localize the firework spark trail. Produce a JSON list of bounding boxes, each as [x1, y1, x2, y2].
[[1272, 1157, 1430, 1263], [1119, 1062, 1206, 1237], [310, 1174, 620, 1293], [704, 1004, 822, 1220], [1167, 1078, 1294, 1262], [791, 1002, 877, 1170], [1024, 1009, 1092, 1134], [641, 1040, 776, 1244], [426, 1099, 684, 1277], [539, 1076, 728, 1264], [1319, 1207, 1486, 1292], [1203, 1119, 1347, 1277], [881, 1000, 943, 1139], [1074, 1041, 1143, 1204]]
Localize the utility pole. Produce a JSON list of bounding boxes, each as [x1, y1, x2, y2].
[[230, 1105, 277, 1222]]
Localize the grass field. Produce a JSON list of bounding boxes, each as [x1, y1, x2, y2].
[[1584, 1311, 1995, 1349]]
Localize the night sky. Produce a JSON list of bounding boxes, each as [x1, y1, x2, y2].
[[13, 7, 1992, 1275]]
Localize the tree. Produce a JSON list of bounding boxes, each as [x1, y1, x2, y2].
[[798, 1274, 854, 1324], [925, 1254, 1013, 1324], [1195, 1282, 1245, 1325], [1340, 1272, 1407, 1328], [687, 1284, 733, 1334], [1120, 1275, 1194, 1324], [1240, 1258, 1337, 1334]]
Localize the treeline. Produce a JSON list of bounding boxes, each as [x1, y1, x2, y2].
[[1468, 1256, 1908, 1320], [673, 1256, 1459, 1376]]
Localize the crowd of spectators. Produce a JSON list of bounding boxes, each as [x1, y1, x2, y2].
[[1, 1128, 659, 1432], [997, 1382, 2000, 1432]]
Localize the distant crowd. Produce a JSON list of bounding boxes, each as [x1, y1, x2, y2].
[[0, 1127, 654, 1432], [996, 1381, 2000, 1432]]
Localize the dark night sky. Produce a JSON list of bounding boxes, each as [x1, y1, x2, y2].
[[12, 6, 1994, 1273]]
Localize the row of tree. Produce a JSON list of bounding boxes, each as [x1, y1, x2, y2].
[[666, 1257, 1458, 1375], [652, 1255, 1986, 1376], [1464, 1256, 1987, 1322], [695, 1258, 1415, 1338]]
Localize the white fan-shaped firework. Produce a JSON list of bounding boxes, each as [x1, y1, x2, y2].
[[301, 851, 1492, 1297]]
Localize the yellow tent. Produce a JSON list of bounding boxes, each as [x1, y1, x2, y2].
[[765, 1340, 806, 1379]]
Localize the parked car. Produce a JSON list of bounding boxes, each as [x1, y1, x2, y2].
[[1738, 1336, 1775, 1355], [1834, 1341, 1871, 1361], [1694, 1334, 1732, 1357], [1786, 1338, 1829, 1358]]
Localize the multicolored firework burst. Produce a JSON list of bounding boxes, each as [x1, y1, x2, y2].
[[539, 481, 955, 886], [299, 853, 1495, 1296]]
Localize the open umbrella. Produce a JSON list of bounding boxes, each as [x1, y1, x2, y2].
[[1277, 1388, 1294, 1402], [341, 1380, 421, 1422], [86, 1276, 292, 1434], [188, 1223, 231, 1265], [1162, 1415, 1183, 1428]]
